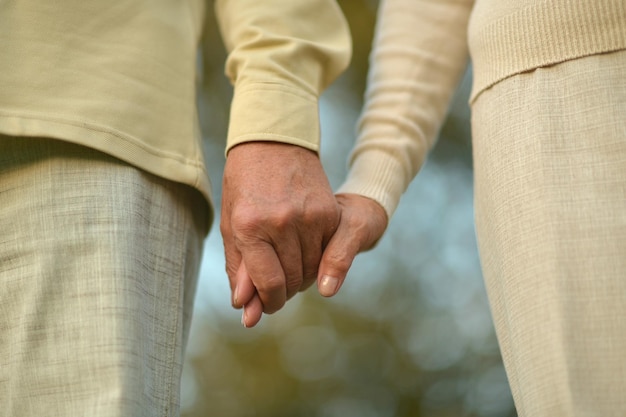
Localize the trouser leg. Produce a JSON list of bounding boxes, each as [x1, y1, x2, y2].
[[472, 50, 626, 416], [0, 137, 207, 417]]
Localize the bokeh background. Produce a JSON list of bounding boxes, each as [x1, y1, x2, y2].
[[183, 1, 517, 416]]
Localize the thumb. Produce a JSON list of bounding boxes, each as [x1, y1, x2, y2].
[[317, 221, 362, 297], [317, 194, 389, 298]]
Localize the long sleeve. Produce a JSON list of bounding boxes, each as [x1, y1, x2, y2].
[[215, 0, 352, 153], [337, 0, 473, 218]]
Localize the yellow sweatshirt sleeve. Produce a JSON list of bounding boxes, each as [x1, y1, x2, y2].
[[215, 0, 352, 154], [337, 0, 473, 218]]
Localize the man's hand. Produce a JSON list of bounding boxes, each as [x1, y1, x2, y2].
[[220, 142, 340, 326], [317, 193, 388, 297]]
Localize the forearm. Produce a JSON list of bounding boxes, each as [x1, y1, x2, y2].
[[216, 0, 351, 324], [337, 0, 474, 218]]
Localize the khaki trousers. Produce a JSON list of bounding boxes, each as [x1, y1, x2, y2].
[[0, 137, 207, 417], [473, 49, 626, 416]]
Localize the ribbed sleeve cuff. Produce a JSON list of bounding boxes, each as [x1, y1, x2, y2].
[[225, 83, 320, 154], [336, 149, 411, 219]]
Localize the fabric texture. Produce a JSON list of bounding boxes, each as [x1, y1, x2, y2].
[[0, 2, 351, 415], [0, 0, 351, 215], [340, 0, 626, 414], [468, 0, 626, 101], [472, 50, 626, 416], [337, 0, 626, 218], [0, 136, 207, 417]]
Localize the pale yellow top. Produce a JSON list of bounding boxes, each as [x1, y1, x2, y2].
[[0, 0, 351, 222], [337, 0, 626, 218]]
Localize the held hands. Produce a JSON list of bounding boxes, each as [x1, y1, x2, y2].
[[220, 142, 341, 326], [220, 142, 388, 328]]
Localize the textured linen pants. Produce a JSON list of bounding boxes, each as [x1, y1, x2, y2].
[[472, 49, 626, 416], [0, 137, 207, 417]]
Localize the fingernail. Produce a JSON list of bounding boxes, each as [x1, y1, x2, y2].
[[241, 306, 248, 328], [319, 275, 340, 297], [233, 284, 239, 306]]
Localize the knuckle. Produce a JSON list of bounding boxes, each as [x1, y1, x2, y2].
[[269, 203, 300, 230], [256, 277, 286, 314], [230, 206, 263, 232], [256, 275, 284, 294], [231, 204, 298, 239], [219, 219, 231, 237], [303, 200, 338, 224], [327, 250, 353, 272]]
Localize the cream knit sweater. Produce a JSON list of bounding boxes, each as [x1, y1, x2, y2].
[[337, 0, 626, 218]]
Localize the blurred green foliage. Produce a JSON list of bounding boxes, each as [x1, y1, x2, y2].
[[183, 1, 517, 416]]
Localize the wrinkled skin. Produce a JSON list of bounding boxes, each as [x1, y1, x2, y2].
[[220, 142, 388, 327]]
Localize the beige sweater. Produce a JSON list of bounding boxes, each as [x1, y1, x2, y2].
[[0, 0, 351, 214], [337, 0, 626, 218]]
